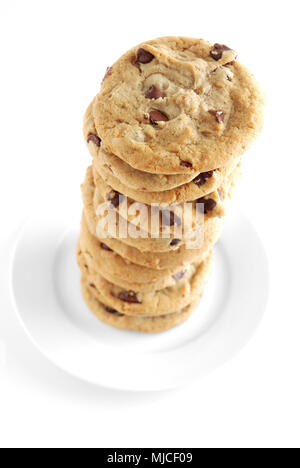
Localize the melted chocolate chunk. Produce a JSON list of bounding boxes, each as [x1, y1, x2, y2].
[[172, 271, 186, 281], [87, 133, 101, 147], [107, 190, 123, 208], [209, 110, 225, 123], [170, 238, 181, 247], [149, 109, 169, 125], [145, 85, 166, 100], [193, 171, 214, 187], [161, 210, 182, 227], [100, 242, 113, 252], [197, 197, 217, 214], [89, 283, 96, 289], [104, 305, 124, 317], [118, 291, 141, 304], [137, 48, 154, 64], [210, 43, 231, 61], [180, 161, 193, 168]]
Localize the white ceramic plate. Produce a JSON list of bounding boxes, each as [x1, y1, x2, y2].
[[10, 205, 269, 391]]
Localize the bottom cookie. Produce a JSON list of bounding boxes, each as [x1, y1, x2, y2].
[[81, 278, 201, 333]]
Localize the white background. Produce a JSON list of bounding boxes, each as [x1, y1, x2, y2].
[[0, 0, 299, 448]]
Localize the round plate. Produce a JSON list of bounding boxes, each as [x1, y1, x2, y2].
[[10, 205, 269, 391]]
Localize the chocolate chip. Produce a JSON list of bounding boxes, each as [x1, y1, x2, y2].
[[149, 109, 169, 125], [104, 305, 124, 317], [170, 238, 181, 246], [210, 43, 231, 61], [102, 66, 112, 82], [137, 48, 154, 64], [118, 291, 141, 304], [107, 190, 123, 208], [193, 171, 214, 187], [209, 110, 225, 123], [84, 264, 88, 269], [161, 210, 182, 227], [197, 197, 217, 214], [100, 242, 113, 252], [89, 283, 96, 289], [145, 85, 166, 100], [87, 133, 101, 147], [180, 161, 193, 168], [172, 271, 185, 281]]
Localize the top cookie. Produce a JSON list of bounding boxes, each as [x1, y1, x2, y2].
[[93, 36, 264, 174]]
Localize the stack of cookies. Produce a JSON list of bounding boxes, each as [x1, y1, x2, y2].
[[78, 37, 264, 333]]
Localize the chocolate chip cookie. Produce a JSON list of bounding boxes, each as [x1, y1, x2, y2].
[[77, 246, 212, 316], [92, 164, 241, 234], [81, 277, 201, 333], [79, 216, 198, 292], [93, 150, 240, 204], [92, 37, 264, 174], [81, 210, 221, 270], [82, 165, 221, 252]]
